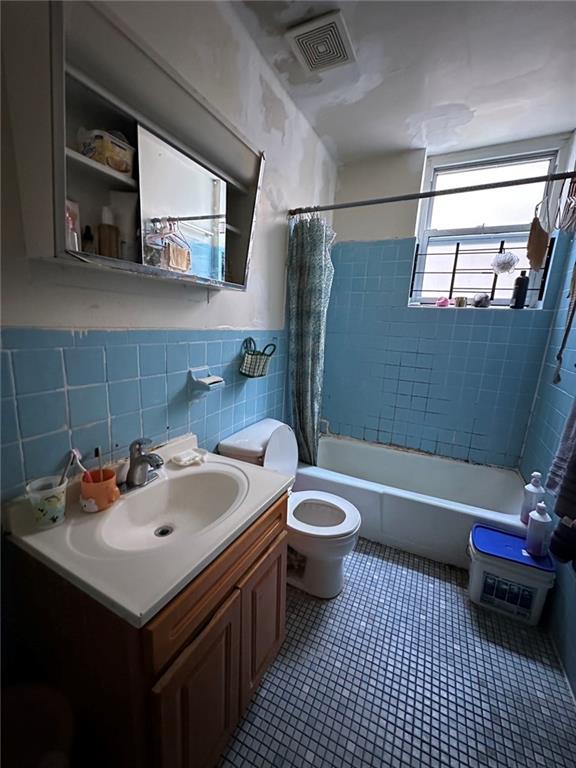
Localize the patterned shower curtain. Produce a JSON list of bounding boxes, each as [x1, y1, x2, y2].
[[287, 214, 335, 465]]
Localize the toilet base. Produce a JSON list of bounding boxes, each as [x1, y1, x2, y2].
[[287, 554, 346, 599]]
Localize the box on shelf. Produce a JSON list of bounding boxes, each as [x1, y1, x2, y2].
[[77, 128, 134, 176]]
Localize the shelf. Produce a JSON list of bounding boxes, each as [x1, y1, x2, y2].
[[55, 249, 246, 291], [65, 147, 137, 189]]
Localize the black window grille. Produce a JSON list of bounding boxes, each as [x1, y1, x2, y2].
[[409, 236, 555, 304]]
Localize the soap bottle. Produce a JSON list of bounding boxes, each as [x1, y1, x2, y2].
[[526, 501, 553, 558], [520, 471, 545, 525], [510, 270, 529, 309]]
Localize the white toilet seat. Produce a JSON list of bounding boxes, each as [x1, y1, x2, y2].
[[288, 490, 361, 539], [218, 420, 361, 598]]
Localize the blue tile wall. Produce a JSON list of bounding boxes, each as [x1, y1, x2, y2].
[[323, 236, 571, 468], [0, 328, 286, 501], [521, 234, 576, 695]]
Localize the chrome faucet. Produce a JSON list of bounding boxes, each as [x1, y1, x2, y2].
[[126, 438, 164, 489]]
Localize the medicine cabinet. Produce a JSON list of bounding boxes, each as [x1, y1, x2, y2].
[[51, 3, 264, 290]]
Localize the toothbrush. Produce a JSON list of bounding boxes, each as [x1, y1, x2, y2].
[[72, 448, 92, 482], [58, 450, 76, 486], [95, 446, 103, 482]]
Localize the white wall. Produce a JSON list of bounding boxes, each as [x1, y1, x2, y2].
[[1, 1, 336, 331], [333, 150, 426, 242]]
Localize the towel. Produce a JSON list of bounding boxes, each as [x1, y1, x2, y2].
[[546, 399, 576, 519], [559, 196, 576, 234], [550, 516, 576, 562], [166, 242, 190, 272], [555, 451, 576, 519], [526, 216, 549, 271]]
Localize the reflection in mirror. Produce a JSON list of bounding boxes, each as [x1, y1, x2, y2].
[[138, 126, 227, 281]]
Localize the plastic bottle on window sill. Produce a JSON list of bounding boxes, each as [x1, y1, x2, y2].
[[510, 270, 529, 309]]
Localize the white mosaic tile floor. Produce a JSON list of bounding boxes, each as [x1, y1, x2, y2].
[[220, 539, 576, 768]]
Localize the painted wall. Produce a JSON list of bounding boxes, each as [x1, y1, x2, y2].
[[1, 1, 336, 331], [333, 150, 426, 243], [0, 328, 286, 501], [322, 236, 571, 467], [521, 235, 576, 693]]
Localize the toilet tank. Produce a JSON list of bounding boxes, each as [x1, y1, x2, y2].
[[218, 418, 286, 464]]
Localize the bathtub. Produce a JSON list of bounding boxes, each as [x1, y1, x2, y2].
[[292, 435, 526, 569]]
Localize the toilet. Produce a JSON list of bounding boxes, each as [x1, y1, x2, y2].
[[218, 419, 361, 598]]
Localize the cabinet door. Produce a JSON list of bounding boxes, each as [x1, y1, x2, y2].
[[151, 589, 241, 768], [238, 531, 288, 712]]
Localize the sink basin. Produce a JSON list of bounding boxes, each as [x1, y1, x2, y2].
[[95, 464, 249, 552]]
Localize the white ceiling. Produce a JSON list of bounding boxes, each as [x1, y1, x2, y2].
[[234, 0, 576, 163]]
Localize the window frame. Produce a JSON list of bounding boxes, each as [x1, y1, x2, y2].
[[412, 150, 559, 306]]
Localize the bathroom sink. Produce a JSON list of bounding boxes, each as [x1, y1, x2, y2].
[[8, 438, 293, 626], [97, 465, 249, 551]]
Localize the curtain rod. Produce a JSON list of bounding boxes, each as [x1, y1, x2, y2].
[[288, 170, 576, 217]]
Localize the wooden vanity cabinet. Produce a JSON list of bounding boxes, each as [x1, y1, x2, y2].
[[152, 589, 242, 768], [239, 530, 287, 711], [151, 530, 288, 768], [5, 493, 288, 768]]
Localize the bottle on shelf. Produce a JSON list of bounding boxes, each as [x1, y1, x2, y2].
[[98, 206, 120, 259], [520, 471, 545, 525], [65, 208, 79, 251], [510, 270, 529, 309], [81, 225, 96, 254], [526, 501, 553, 558]]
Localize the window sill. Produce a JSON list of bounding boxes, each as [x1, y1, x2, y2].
[[407, 302, 543, 311]]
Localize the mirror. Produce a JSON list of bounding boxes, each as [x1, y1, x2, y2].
[[138, 126, 227, 282]]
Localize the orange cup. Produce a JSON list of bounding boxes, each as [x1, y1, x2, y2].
[[79, 468, 120, 513]]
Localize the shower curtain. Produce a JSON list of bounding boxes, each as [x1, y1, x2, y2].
[[287, 214, 335, 465]]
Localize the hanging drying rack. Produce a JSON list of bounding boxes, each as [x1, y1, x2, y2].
[[149, 214, 226, 239], [288, 170, 576, 217]]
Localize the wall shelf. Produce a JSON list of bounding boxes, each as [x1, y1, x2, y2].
[[65, 147, 137, 189], [51, 249, 248, 290]]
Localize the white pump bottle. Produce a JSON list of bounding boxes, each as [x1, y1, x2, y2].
[[521, 471, 545, 525], [526, 502, 553, 558]]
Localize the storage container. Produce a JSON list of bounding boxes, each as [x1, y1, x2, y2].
[[77, 128, 134, 176], [468, 524, 555, 625], [239, 337, 276, 378]]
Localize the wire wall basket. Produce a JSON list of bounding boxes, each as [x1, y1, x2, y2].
[[239, 337, 276, 378]]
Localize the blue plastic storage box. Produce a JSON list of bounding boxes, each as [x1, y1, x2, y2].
[[468, 525, 555, 625]]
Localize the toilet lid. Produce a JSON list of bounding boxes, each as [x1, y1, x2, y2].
[[288, 491, 361, 539], [218, 418, 285, 460], [263, 425, 299, 479]]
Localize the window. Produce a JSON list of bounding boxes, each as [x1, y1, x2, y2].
[[411, 153, 558, 306]]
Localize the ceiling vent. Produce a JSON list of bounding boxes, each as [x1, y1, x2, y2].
[[285, 11, 356, 74]]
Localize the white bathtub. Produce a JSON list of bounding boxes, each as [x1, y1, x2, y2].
[[292, 436, 526, 569]]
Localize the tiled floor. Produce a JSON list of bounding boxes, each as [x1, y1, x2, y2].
[[220, 539, 576, 768]]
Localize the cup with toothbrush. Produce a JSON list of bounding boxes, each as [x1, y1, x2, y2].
[[25, 475, 69, 529], [79, 447, 120, 513], [24, 448, 80, 529]]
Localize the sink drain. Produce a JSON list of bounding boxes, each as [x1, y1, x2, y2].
[[154, 524, 174, 538]]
